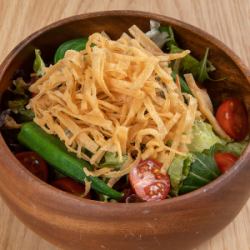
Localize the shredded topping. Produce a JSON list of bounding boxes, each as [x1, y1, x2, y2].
[[29, 25, 197, 179], [184, 74, 230, 140]]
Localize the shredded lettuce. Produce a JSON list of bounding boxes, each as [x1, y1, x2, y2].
[[168, 154, 194, 196], [100, 152, 128, 169], [188, 120, 224, 152]]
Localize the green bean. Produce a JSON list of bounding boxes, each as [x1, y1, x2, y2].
[[17, 122, 123, 200]]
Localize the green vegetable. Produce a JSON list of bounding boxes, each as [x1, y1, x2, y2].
[[99, 194, 109, 202], [100, 152, 128, 169], [17, 122, 123, 200], [33, 49, 45, 77], [11, 77, 29, 97], [8, 99, 34, 122], [159, 26, 177, 49], [211, 141, 248, 157], [170, 44, 200, 74], [179, 145, 221, 194], [168, 154, 193, 196], [170, 45, 215, 83], [180, 139, 249, 195], [8, 99, 28, 112], [18, 109, 35, 122], [198, 48, 212, 82], [171, 71, 192, 95], [159, 25, 221, 83], [171, 140, 248, 195], [224, 141, 248, 156], [188, 120, 224, 152], [54, 37, 88, 63]]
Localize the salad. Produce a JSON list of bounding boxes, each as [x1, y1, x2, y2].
[[0, 20, 248, 202]]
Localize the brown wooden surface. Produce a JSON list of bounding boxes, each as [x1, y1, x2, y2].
[[0, 0, 249, 250]]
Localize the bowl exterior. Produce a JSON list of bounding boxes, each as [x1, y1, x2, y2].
[[0, 11, 250, 250]]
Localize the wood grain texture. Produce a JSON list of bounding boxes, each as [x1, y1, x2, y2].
[[0, 0, 249, 250]]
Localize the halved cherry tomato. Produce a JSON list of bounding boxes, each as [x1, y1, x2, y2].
[[216, 98, 248, 141], [51, 177, 85, 195], [129, 159, 170, 201], [214, 152, 238, 173], [15, 151, 48, 181]]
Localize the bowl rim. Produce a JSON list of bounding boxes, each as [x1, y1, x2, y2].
[[0, 10, 250, 212]]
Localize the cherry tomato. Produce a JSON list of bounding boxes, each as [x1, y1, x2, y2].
[[15, 151, 48, 181], [216, 98, 248, 140], [214, 152, 238, 173], [129, 159, 170, 201], [51, 177, 85, 195]]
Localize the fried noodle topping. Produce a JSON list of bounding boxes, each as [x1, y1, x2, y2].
[[29, 25, 198, 180]]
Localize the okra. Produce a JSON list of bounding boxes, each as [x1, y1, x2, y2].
[[17, 122, 123, 200]]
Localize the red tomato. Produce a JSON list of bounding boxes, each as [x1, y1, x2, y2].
[[216, 98, 248, 140], [51, 177, 85, 195], [214, 152, 238, 173], [15, 151, 48, 181], [129, 159, 170, 201]]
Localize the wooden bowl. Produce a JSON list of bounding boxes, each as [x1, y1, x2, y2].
[[0, 11, 250, 250]]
